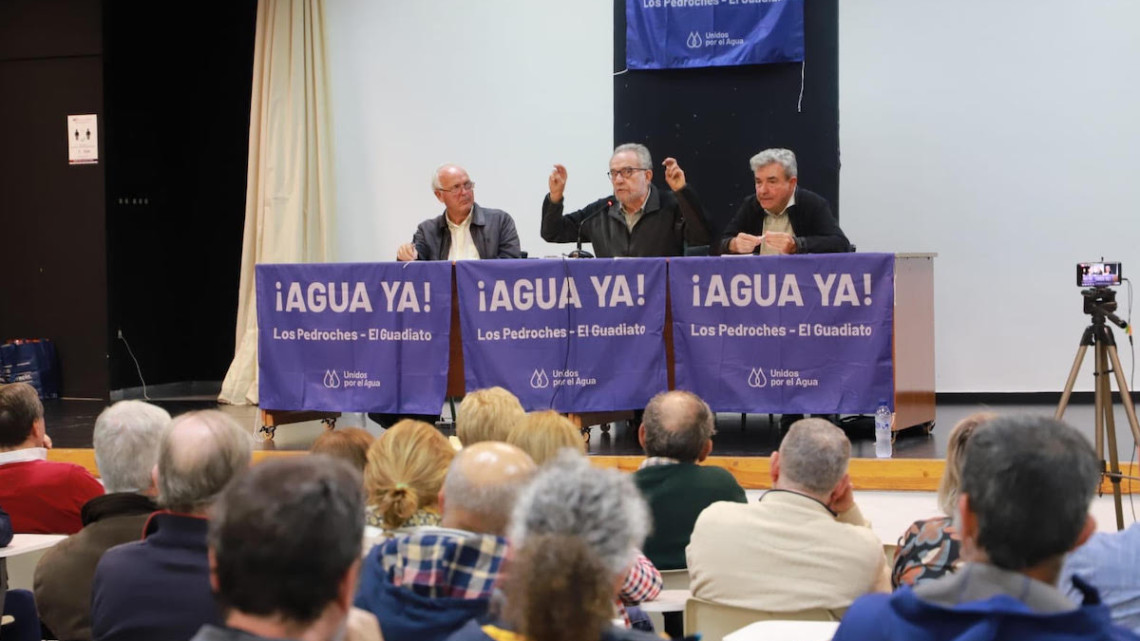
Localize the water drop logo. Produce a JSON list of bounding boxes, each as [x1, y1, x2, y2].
[[529, 369, 550, 389], [686, 31, 703, 49], [323, 369, 341, 389], [747, 368, 767, 389]]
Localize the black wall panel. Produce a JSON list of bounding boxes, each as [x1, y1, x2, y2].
[[613, 0, 839, 251]]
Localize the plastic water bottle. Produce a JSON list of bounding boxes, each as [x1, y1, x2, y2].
[[874, 400, 893, 458]]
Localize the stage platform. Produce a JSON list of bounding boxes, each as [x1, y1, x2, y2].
[[40, 396, 1140, 493]]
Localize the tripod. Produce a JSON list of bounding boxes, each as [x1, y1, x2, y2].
[[1055, 287, 1140, 530]]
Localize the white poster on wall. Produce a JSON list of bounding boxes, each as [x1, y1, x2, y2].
[[67, 114, 98, 165]]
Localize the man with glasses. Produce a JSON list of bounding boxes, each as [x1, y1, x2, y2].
[[397, 164, 521, 261], [541, 143, 709, 257]]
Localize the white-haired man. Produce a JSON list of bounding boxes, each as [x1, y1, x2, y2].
[[91, 410, 253, 641], [542, 143, 709, 257], [397, 164, 521, 261], [35, 401, 170, 641], [720, 148, 849, 255], [687, 418, 889, 613], [354, 441, 537, 641]]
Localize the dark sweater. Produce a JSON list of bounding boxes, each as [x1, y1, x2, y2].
[[632, 463, 747, 570]]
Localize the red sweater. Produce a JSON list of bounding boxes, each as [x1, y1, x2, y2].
[[0, 459, 105, 534]]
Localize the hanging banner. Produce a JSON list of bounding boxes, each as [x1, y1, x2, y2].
[[456, 259, 667, 412], [257, 262, 452, 414], [626, 0, 804, 70], [669, 254, 894, 413]]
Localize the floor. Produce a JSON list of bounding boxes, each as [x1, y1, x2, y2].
[[42, 396, 1140, 461]]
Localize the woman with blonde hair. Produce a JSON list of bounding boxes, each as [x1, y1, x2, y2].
[[363, 419, 455, 532], [892, 411, 997, 587], [506, 410, 586, 466]]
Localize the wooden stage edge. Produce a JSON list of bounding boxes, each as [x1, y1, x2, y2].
[[47, 449, 1139, 494]]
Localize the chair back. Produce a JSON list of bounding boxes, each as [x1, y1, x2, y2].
[[683, 597, 843, 641]]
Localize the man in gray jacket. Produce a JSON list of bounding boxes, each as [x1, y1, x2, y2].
[[397, 164, 521, 261]]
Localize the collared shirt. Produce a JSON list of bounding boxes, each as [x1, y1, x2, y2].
[[760, 190, 797, 255], [916, 562, 1078, 613], [638, 456, 681, 470], [379, 526, 509, 600], [0, 447, 48, 465], [1060, 523, 1140, 633], [446, 210, 480, 261], [615, 191, 651, 231]]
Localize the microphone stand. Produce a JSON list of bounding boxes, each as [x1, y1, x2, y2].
[[566, 199, 610, 259]]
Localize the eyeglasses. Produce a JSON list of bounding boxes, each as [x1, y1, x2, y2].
[[438, 181, 475, 193], [606, 167, 650, 180]]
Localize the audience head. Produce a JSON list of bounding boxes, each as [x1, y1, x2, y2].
[[440, 441, 536, 535], [749, 148, 798, 214], [93, 400, 171, 494], [509, 450, 650, 579], [609, 143, 654, 210], [310, 427, 374, 474], [0, 382, 45, 449], [456, 387, 525, 446], [157, 410, 253, 515], [958, 415, 1099, 575], [772, 418, 850, 501], [208, 456, 364, 638], [639, 390, 716, 463], [506, 411, 585, 466], [936, 412, 996, 516], [363, 419, 454, 530]]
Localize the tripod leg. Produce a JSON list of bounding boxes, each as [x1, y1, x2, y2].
[[1095, 343, 1125, 530], [1105, 344, 1140, 446], [1056, 344, 1091, 420]]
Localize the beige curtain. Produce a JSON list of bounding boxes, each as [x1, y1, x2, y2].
[[219, 0, 335, 405]]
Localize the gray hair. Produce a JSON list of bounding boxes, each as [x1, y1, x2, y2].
[[509, 451, 650, 576], [961, 415, 1099, 571], [749, 148, 798, 179], [613, 143, 652, 169], [641, 391, 715, 463], [442, 448, 534, 532], [431, 163, 465, 190], [777, 418, 850, 496], [157, 410, 253, 513], [0, 382, 44, 448], [93, 401, 171, 493]]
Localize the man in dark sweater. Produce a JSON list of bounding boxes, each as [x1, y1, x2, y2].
[[632, 391, 746, 570]]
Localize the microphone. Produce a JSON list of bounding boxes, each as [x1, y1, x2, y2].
[[567, 199, 611, 259]]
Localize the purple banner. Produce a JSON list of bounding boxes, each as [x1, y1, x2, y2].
[[669, 254, 894, 413], [257, 262, 452, 414], [456, 259, 667, 412]]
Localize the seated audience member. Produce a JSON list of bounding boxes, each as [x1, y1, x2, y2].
[[35, 401, 170, 641], [355, 442, 536, 641], [0, 382, 104, 534], [1059, 522, 1140, 634], [450, 451, 658, 641], [455, 387, 525, 446], [506, 410, 585, 465], [633, 391, 746, 570], [191, 456, 380, 641], [1, 505, 9, 626], [91, 410, 252, 641], [311, 427, 375, 474], [364, 420, 455, 533], [833, 415, 1137, 641], [687, 418, 889, 612], [893, 412, 995, 588], [719, 148, 850, 255]]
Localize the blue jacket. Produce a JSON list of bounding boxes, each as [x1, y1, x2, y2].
[[91, 512, 221, 641], [354, 543, 492, 641], [834, 576, 1140, 641]]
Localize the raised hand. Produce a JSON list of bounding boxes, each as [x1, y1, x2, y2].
[[662, 157, 686, 191], [548, 164, 568, 203]]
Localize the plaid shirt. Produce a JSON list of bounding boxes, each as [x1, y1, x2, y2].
[[379, 527, 510, 600], [616, 552, 663, 627], [638, 457, 681, 469]]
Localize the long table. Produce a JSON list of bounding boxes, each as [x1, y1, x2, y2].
[[260, 254, 935, 438]]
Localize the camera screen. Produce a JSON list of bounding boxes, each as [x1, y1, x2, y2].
[[1077, 262, 1122, 287]]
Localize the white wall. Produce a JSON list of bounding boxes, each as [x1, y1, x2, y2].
[[839, 1, 1140, 392], [326, 0, 614, 263]]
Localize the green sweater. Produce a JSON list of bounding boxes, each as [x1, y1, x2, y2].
[[633, 463, 747, 570]]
